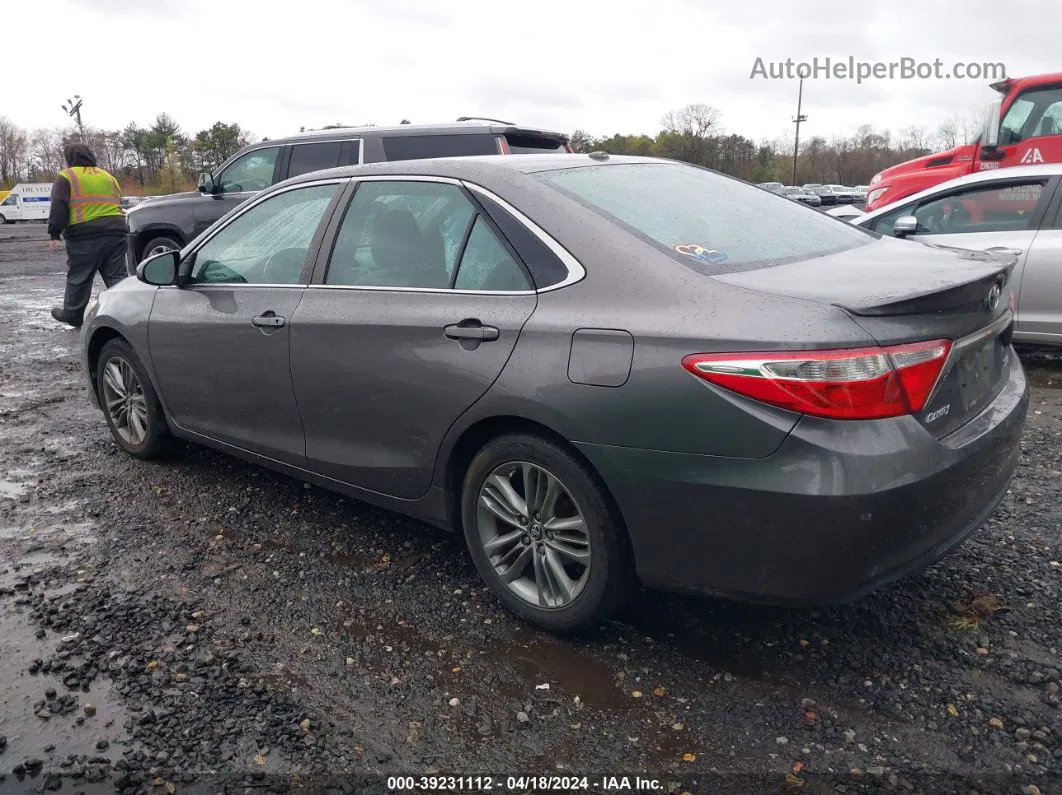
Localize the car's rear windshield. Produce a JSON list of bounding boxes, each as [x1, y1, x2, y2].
[[535, 163, 871, 272]]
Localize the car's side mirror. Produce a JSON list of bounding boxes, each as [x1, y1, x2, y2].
[[198, 172, 217, 194], [136, 250, 179, 286], [982, 99, 1002, 150], [893, 215, 919, 238]]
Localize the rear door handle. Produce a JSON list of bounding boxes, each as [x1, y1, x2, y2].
[[444, 322, 499, 341], [252, 311, 286, 328]]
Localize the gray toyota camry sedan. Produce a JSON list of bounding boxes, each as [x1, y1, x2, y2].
[[80, 154, 1028, 632]]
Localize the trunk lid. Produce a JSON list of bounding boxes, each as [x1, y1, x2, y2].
[[712, 236, 1017, 438]]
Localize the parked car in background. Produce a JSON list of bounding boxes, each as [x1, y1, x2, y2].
[[802, 183, 836, 205], [824, 185, 862, 204], [853, 185, 870, 201], [122, 119, 572, 273], [856, 162, 1062, 346], [757, 181, 785, 194], [83, 154, 1026, 632], [782, 186, 822, 206], [120, 196, 146, 211]]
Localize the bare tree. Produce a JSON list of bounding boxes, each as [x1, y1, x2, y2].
[[0, 116, 30, 183]]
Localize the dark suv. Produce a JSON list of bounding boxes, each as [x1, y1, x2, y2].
[[124, 119, 571, 271]]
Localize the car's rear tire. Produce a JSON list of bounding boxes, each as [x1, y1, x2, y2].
[[461, 433, 635, 633], [141, 235, 181, 262], [96, 338, 174, 459]]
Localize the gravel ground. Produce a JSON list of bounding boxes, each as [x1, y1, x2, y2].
[[1, 222, 1060, 794]]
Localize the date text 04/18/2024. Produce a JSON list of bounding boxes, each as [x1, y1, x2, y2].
[[385, 775, 677, 792]]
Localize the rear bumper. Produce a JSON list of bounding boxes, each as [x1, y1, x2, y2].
[[575, 354, 1028, 604]]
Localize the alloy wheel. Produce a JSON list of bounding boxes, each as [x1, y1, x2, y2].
[[476, 462, 591, 609], [101, 357, 149, 447]]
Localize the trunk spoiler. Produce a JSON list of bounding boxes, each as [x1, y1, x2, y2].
[[839, 246, 1016, 317]]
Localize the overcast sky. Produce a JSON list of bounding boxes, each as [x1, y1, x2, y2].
[[5, 0, 1057, 146]]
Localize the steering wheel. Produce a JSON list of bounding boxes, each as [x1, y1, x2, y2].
[[263, 248, 307, 282]]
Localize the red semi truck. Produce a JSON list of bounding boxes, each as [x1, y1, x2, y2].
[[866, 72, 1062, 212]]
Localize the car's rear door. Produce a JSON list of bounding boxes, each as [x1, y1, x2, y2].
[[1014, 182, 1062, 343], [289, 177, 538, 500], [149, 179, 344, 465]]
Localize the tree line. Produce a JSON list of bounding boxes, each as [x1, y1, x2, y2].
[[570, 103, 985, 185], [0, 103, 984, 193], [0, 114, 255, 194]]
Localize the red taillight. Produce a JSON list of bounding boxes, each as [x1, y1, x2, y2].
[[564, 142, 574, 153], [496, 135, 511, 155], [681, 340, 952, 420]]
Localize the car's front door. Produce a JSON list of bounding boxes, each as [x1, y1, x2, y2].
[[290, 178, 538, 499], [149, 180, 342, 465], [193, 145, 283, 237], [868, 176, 1060, 337], [976, 83, 1062, 173]]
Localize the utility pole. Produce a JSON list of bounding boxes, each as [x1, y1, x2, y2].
[[61, 95, 84, 139], [791, 78, 807, 185]]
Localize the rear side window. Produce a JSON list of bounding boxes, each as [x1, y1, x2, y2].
[[536, 163, 871, 273], [381, 134, 498, 161], [504, 134, 568, 154], [288, 142, 343, 178]]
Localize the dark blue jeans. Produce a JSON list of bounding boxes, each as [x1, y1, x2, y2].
[[63, 234, 128, 320]]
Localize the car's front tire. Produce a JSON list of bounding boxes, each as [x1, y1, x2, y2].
[[461, 433, 635, 633], [96, 338, 173, 459], [141, 235, 181, 262]]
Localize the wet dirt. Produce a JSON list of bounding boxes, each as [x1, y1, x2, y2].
[[2, 224, 1062, 792]]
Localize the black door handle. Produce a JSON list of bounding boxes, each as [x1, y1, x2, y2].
[[252, 311, 286, 328], [444, 322, 499, 342]]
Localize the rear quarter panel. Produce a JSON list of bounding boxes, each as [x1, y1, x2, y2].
[[433, 179, 880, 472]]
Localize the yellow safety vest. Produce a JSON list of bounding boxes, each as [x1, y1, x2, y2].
[[60, 166, 123, 226]]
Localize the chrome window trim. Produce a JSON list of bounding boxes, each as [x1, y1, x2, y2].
[[308, 284, 536, 297]]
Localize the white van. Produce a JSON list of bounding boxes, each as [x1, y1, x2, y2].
[[0, 183, 53, 224]]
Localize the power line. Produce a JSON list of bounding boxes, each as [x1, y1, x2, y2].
[[791, 78, 807, 185]]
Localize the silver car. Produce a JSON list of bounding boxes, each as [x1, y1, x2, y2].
[[857, 163, 1062, 346]]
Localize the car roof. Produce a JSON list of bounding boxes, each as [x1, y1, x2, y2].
[[248, 121, 569, 148], [860, 163, 1062, 223], [280, 153, 664, 187]]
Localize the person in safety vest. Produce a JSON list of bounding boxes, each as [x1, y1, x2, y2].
[[47, 142, 128, 328]]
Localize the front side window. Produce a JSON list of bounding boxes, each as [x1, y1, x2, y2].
[[873, 180, 1048, 237], [910, 181, 1047, 235], [288, 142, 343, 179], [190, 184, 337, 285], [217, 147, 280, 194], [999, 86, 1062, 145], [537, 163, 871, 273], [1, 195, 15, 206]]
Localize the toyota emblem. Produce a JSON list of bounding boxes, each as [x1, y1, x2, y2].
[[986, 283, 1002, 311]]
